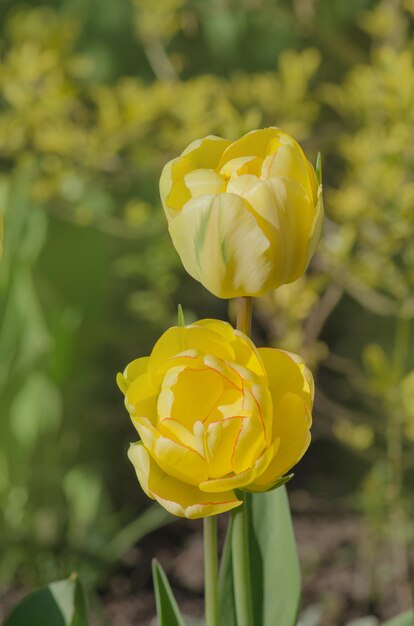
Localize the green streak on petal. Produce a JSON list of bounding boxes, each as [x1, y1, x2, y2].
[[194, 201, 213, 270]]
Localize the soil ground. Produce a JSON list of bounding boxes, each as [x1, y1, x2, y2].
[[1, 497, 412, 626]]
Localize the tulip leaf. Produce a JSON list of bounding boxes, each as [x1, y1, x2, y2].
[[219, 485, 300, 626], [152, 559, 186, 626], [103, 503, 173, 562], [247, 486, 301, 626], [382, 611, 414, 626], [3, 573, 89, 626]]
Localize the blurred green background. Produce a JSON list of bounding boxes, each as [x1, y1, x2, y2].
[[1, 0, 413, 624]]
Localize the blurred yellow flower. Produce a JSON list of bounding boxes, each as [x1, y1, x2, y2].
[[160, 128, 323, 298], [117, 319, 313, 518]]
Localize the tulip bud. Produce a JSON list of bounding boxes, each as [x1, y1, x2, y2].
[[160, 128, 323, 299]]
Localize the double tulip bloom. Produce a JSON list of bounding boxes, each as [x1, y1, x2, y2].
[[160, 127, 323, 299], [118, 320, 314, 519]]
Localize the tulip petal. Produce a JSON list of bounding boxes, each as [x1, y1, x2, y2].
[[306, 159, 318, 205], [158, 418, 202, 454], [152, 436, 209, 486], [184, 169, 224, 198], [261, 142, 314, 201], [128, 442, 241, 519], [268, 177, 316, 283], [160, 136, 230, 217], [226, 174, 282, 230], [148, 325, 235, 383], [258, 347, 314, 411], [231, 410, 267, 474], [159, 365, 226, 429], [200, 441, 278, 493], [218, 127, 281, 166], [225, 178, 283, 287], [117, 357, 150, 394], [192, 318, 235, 343], [249, 393, 311, 491], [169, 192, 273, 298], [124, 371, 158, 424], [192, 320, 266, 378], [205, 417, 245, 478], [220, 156, 262, 178], [232, 330, 267, 378]]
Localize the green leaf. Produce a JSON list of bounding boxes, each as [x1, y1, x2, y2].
[[219, 485, 301, 626], [152, 559, 186, 626], [10, 372, 62, 447], [4, 573, 89, 626], [247, 486, 301, 626], [382, 611, 414, 626], [103, 503, 173, 562]]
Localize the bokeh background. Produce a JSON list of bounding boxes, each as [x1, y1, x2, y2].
[[1, 0, 414, 624]]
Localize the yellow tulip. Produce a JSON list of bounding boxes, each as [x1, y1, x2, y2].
[[117, 319, 313, 519], [160, 128, 323, 299]]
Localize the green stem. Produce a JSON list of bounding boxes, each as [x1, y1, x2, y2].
[[231, 496, 254, 626], [236, 296, 252, 336], [230, 296, 254, 626], [387, 314, 411, 609], [204, 515, 219, 626]]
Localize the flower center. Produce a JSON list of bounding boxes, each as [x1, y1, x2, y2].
[[157, 364, 244, 431]]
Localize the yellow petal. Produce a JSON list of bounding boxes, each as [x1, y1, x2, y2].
[[267, 177, 316, 284], [117, 357, 150, 394], [128, 442, 241, 519], [258, 348, 314, 410], [261, 142, 313, 201], [159, 157, 189, 219], [201, 355, 244, 391], [152, 436, 209, 486], [226, 174, 281, 229], [158, 418, 202, 454], [148, 325, 235, 383], [160, 136, 230, 218], [231, 409, 267, 474], [205, 417, 245, 478], [250, 393, 311, 490], [184, 169, 225, 198], [168, 192, 273, 298], [232, 330, 266, 378], [200, 441, 278, 493], [225, 173, 318, 288], [306, 159, 318, 205], [125, 370, 158, 424], [192, 318, 235, 343], [159, 364, 226, 430], [220, 156, 262, 178], [218, 128, 281, 166], [192, 320, 266, 379], [131, 416, 159, 453]]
